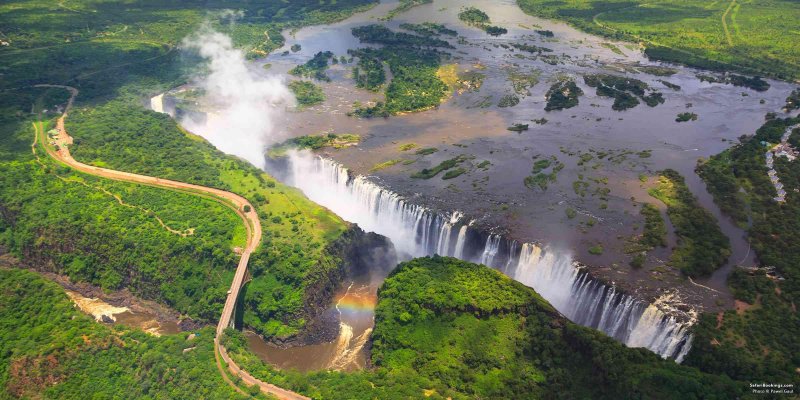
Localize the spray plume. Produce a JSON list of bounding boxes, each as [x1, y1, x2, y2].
[[181, 26, 293, 168]]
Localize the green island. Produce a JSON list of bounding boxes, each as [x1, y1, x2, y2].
[[515, 0, 800, 80], [544, 79, 583, 111], [584, 74, 664, 111], [267, 133, 361, 158], [290, 51, 335, 82], [648, 169, 731, 277], [411, 155, 472, 179], [289, 81, 326, 107], [676, 112, 699, 122], [348, 25, 452, 117], [458, 7, 508, 36]]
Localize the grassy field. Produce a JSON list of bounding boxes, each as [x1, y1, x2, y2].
[[516, 0, 800, 80]]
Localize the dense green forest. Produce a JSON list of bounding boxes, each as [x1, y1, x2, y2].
[[0, 268, 261, 399], [648, 169, 730, 277], [223, 256, 744, 399], [584, 74, 664, 111], [691, 117, 800, 384], [0, 119, 244, 321], [515, 0, 800, 80]]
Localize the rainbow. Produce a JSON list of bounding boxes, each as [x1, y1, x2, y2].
[[336, 294, 377, 314]]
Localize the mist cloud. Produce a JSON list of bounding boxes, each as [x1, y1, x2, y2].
[[181, 26, 293, 168]]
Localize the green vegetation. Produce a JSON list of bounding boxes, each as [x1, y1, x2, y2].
[[288, 80, 325, 107], [505, 67, 541, 96], [382, 0, 432, 20], [411, 155, 471, 179], [697, 73, 770, 92], [268, 133, 361, 158], [442, 168, 467, 180], [352, 56, 386, 91], [458, 7, 490, 24], [640, 203, 667, 248], [544, 79, 583, 111], [370, 159, 403, 172], [511, 43, 554, 54], [458, 7, 507, 36], [0, 268, 256, 399], [507, 123, 529, 132], [498, 94, 520, 108], [648, 169, 730, 277], [566, 207, 577, 219], [400, 22, 458, 37], [224, 256, 744, 399], [676, 112, 698, 122], [524, 156, 563, 191], [783, 88, 800, 112], [588, 244, 604, 255], [691, 116, 800, 384], [3, 125, 243, 322], [289, 51, 335, 81], [658, 79, 682, 91], [516, 0, 800, 80], [349, 25, 452, 116], [415, 147, 439, 156], [637, 65, 678, 76], [584, 74, 664, 111], [398, 143, 418, 151]]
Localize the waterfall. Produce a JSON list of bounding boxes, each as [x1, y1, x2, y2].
[[150, 94, 165, 114], [279, 151, 694, 361], [453, 225, 468, 259]]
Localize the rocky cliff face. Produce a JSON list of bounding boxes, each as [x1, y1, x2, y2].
[[274, 224, 395, 346]]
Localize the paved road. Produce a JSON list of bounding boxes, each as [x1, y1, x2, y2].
[[35, 85, 308, 400]]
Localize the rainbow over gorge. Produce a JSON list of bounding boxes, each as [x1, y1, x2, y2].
[[271, 151, 695, 362]]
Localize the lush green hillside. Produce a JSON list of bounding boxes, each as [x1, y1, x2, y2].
[[693, 116, 800, 384], [0, 119, 244, 321], [516, 0, 800, 80], [0, 268, 259, 399], [224, 257, 744, 399]]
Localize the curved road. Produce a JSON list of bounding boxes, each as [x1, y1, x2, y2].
[[34, 85, 308, 400]]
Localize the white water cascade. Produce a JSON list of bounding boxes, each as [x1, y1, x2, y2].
[[150, 94, 165, 114], [279, 151, 694, 362]]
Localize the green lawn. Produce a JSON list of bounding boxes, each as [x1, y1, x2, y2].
[[516, 0, 800, 80]]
